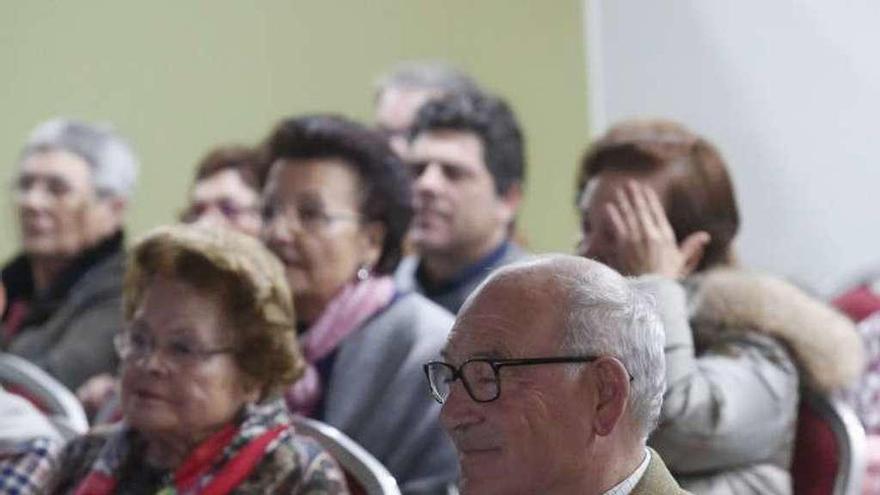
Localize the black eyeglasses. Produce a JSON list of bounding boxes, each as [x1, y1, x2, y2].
[[423, 356, 600, 404]]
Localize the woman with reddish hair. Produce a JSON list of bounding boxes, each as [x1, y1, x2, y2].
[[576, 119, 862, 494]]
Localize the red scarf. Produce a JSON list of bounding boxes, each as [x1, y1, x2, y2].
[[72, 401, 291, 495]]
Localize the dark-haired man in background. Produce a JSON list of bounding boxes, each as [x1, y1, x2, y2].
[[396, 91, 527, 314]]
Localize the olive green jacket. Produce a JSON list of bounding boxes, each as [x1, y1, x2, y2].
[[631, 449, 692, 495]]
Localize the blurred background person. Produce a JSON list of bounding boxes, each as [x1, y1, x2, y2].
[[0, 284, 65, 495], [841, 309, 880, 494], [77, 144, 264, 418], [374, 60, 479, 155], [49, 225, 348, 494], [261, 114, 458, 493], [576, 119, 862, 494], [396, 91, 527, 314], [833, 271, 880, 323], [179, 144, 264, 236], [1, 118, 138, 391], [0, 384, 63, 495]]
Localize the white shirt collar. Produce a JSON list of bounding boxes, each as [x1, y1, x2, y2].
[[601, 448, 651, 495]]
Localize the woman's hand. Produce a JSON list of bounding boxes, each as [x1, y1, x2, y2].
[[606, 180, 710, 278], [76, 373, 119, 417]]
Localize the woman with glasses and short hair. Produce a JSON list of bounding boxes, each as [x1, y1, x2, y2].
[[261, 114, 458, 494], [180, 144, 265, 236], [77, 145, 266, 418], [48, 225, 348, 494]]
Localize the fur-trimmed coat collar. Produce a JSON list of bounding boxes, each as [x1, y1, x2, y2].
[[688, 268, 863, 393]]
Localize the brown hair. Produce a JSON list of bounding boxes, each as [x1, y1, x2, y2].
[[193, 145, 265, 190], [124, 225, 304, 397], [577, 119, 739, 271]]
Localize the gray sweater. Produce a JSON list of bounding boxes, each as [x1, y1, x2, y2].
[[321, 291, 458, 494], [2, 237, 124, 391]]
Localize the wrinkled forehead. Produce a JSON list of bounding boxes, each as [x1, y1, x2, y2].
[[408, 129, 484, 163], [192, 169, 258, 203], [18, 149, 95, 188], [445, 314, 518, 361], [130, 275, 227, 337], [444, 277, 566, 361]]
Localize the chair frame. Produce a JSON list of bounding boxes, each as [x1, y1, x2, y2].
[[803, 389, 867, 495], [292, 415, 401, 495], [0, 353, 89, 437]]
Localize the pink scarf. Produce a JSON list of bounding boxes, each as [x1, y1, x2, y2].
[[285, 276, 395, 416]]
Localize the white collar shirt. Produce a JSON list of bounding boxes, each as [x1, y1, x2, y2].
[[601, 448, 651, 495]]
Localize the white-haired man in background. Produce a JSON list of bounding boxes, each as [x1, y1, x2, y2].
[[374, 60, 479, 155], [1, 118, 138, 390], [425, 255, 689, 494]]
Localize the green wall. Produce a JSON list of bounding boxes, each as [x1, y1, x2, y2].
[[0, 1, 589, 261]]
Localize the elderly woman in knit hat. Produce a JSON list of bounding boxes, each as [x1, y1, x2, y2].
[[48, 225, 349, 494]]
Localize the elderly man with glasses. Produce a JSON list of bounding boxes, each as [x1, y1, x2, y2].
[[425, 255, 690, 495]]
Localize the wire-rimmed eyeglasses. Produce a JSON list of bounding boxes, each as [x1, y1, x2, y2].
[[261, 199, 360, 234], [423, 356, 601, 404], [114, 331, 234, 370]]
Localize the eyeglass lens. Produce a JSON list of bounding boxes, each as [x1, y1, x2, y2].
[[428, 361, 500, 403]]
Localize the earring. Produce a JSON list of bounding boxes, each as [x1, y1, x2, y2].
[[356, 265, 371, 281]]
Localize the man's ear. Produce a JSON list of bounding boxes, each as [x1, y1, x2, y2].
[[496, 182, 523, 225], [591, 357, 630, 437], [107, 196, 127, 224], [89, 195, 127, 242]]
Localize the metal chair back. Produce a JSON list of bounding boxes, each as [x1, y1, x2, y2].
[[0, 353, 88, 439], [292, 415, 401, 495]]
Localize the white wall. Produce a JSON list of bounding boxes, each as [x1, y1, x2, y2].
[[587, 0, 880, 295]]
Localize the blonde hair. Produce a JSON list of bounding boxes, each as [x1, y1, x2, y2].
[[124, 225, 304, 397]]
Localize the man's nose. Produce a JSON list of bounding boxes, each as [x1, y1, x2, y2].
[[440, 380, 482, 431], [414, 163, 445, 194], [190, 207, 227, 229], [17, 183, 50, 210]]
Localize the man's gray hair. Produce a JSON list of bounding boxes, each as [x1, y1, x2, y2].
[[480, 255, 666, 441], [375, 60, 480, 97], [19, 118, 139, 199]]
